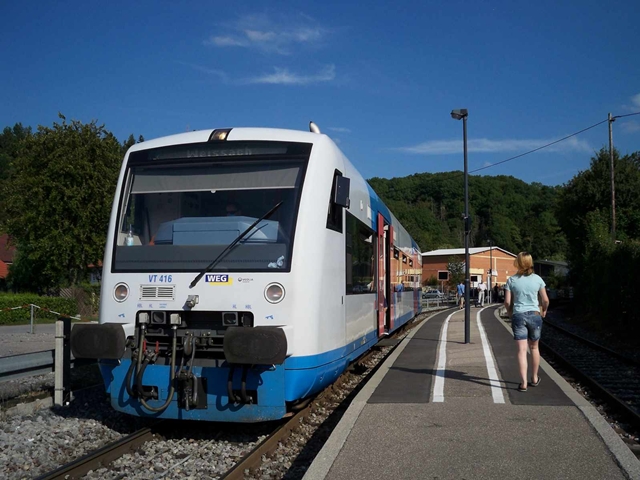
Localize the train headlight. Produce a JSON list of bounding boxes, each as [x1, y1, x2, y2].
[[209, 128, 232, 141], [114, 283, 129, 302], [265, 283, 285, 303]]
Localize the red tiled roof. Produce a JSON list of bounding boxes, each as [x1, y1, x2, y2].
[[0, 260, 8, 279], [0, 235, 16, 263]]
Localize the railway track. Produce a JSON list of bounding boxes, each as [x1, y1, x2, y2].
[[541, 318, 640, 428]]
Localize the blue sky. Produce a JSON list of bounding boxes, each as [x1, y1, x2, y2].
[[1, 1, 639, 186]]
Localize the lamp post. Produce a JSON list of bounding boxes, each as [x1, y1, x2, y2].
[[451, 108, 470, 344]]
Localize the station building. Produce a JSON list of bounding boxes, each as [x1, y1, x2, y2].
[[421, 247, 517, 290]]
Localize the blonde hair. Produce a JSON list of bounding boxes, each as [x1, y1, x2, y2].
[[514, 252, 534, 276]]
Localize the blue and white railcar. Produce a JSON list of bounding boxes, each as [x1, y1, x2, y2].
[[71, 125, 422, 422]]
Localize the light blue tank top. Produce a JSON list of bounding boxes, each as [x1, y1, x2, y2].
[[505, 273, 545, 314]]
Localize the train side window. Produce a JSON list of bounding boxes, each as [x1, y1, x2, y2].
[[326, 169, 344, 233], [345, 212, 376, 295]]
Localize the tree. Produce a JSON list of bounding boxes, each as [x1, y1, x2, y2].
[[556, 147, 640, 265], [0, 124, 32, 223], [121, 134, 145, 156], [1, 114, 122, 291], [447, 256, 465, 288]]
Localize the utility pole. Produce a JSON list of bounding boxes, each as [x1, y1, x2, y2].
[[608, 113, 616, 241]]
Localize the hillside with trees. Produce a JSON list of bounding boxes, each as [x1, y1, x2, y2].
[[368, 172, 567, 261]]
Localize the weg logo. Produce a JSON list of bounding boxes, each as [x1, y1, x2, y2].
[[205, 274, 233, 285]]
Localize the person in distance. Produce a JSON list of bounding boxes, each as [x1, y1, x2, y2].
[[456, 281, 465, 310], [504, 252, 549, 392]]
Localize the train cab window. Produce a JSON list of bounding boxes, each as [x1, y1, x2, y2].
[[113, 141, 310, 273], [345, 212, 376, 295], [326, 170, 344, 233]]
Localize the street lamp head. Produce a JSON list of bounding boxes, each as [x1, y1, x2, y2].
[[450, 109, 468, 120]]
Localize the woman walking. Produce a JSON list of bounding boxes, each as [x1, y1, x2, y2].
[[504, 252, 550, 392]]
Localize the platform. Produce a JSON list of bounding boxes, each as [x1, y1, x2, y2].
[[304, 307, 640, 480]]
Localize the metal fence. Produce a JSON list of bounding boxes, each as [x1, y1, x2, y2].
[[0, 304, 81, 334], [421, 296, 456, 309]]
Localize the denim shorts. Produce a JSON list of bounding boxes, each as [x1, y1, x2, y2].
[[511, 311, 542, 341]]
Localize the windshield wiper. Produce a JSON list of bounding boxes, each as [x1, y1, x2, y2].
[[189, 201, 284, 288]]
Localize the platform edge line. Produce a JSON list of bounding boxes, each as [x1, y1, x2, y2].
[[432, 312, 454, 403], [477, 308, 505, 404]]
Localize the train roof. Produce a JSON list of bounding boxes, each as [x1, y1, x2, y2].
[[126, 127, 327, 153]]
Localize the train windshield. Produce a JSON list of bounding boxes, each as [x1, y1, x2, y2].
[[112, 141, 310, 273]]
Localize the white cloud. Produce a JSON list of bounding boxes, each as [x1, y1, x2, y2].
[[396, 136, 592, 155], [620, 93, 640, 113], [621, 120, 640, 133], [204, 36, 247, 47], [328, 127, 351, 133], [205, 14, 327, 55], [245, 30, 277, 42], [244, 65, 335, 85]]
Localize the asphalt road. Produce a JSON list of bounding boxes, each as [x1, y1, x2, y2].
[[0, 323, 83, 357]]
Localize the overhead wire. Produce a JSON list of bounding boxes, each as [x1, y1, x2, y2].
[[465, 111, 640, 174], [612, 111, 640, 119]]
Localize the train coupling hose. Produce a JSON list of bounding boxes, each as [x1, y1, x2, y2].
[[140, 325, 178, 413]]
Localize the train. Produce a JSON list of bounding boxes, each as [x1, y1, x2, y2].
[[70, 124, 422, 422]]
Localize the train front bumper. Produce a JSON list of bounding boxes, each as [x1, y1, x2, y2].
[[70, 323, 131, 359]]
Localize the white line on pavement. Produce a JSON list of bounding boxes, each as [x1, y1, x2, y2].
[[476, 307, 505, 404], [432, 311, 454, 402]]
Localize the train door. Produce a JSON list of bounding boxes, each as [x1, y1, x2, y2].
[[377, 213, 392, 336], [387, 225, 394, 331]]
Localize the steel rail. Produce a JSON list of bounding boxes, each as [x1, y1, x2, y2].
[[221, 398, 315, 480], [34, 425, 161, 480], [0, 349, 95, 382]]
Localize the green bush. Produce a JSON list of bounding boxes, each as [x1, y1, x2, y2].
[[78, 282, 101, 316], [0, 294, 78, 325], [573, 238, 640, 337]]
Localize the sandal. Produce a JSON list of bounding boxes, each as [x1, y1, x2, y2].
[[518, 383, 527, 392], [530, 376, 541, 387]]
